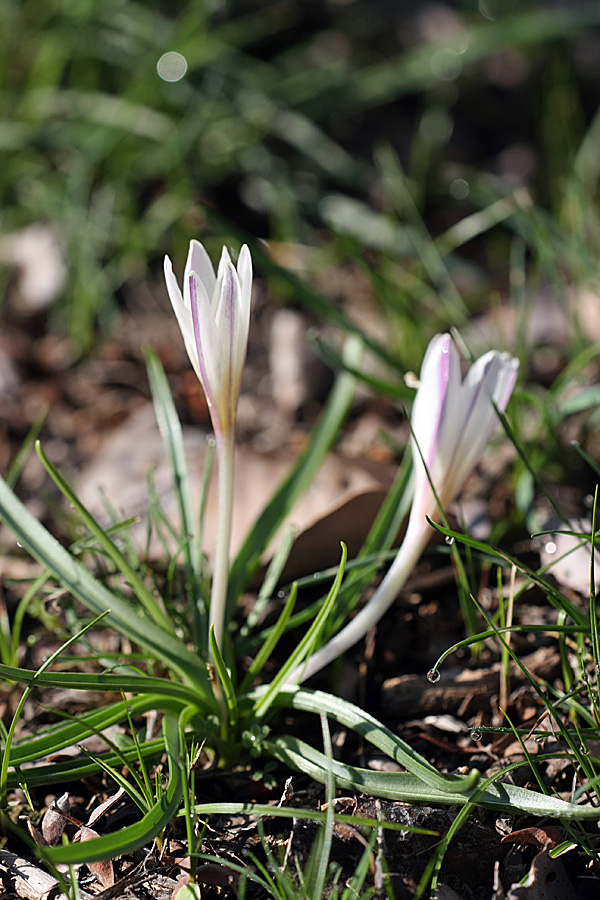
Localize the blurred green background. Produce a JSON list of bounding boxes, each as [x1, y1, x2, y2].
[[2, 0, 600, 361]]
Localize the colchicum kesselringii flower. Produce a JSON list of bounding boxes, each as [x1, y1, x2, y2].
[[295, 333, 519, 683], [164, 240, 252, 652]]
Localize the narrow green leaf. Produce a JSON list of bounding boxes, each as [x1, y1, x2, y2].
[[189, 802, 435, 833], [36, 441, 174, 634], [0, 611, 111, 807], [79, 748, 151, 814], [267, 735, 600, 819], [241, 523, 297, 637], [254, 685, 479, 796], [43, 714, 183, 864], [9, 740, 166, 790], [10, 695, 184, 766], [254, 546, 347, 717], [145, 348, 206, 649], [0, 661, 198, 703], [239, 583, 297, 693], [209, 625, 238, 732], [428, 518, 587, 626], [227, 336, 362, 609], [0, 472, 214, 701]]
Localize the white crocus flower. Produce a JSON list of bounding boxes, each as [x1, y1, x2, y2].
[[293, 333, 519, 683], [164, 240, 253, 654], [164, 240, 252, 438]]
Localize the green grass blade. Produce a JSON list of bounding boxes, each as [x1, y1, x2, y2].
[[209, 624, 238, 733], [10, 695, 184, 766], [188, 802, 434, 834], [6, 408, 48, 490], [9, 739, 166, 790], [80, 748, 151, 813], [241, 524, 297, 638], [0, 610, 110, 807], [428, 519, 588, 626]]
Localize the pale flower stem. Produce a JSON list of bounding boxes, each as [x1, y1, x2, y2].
[[209, 428, 235, 655], [288, 521, 431, 684]]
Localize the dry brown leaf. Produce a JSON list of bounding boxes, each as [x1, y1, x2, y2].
[[76, 404, 395, 571], [86, 787, 126, 829], [76, 827, 114, 888], [24, 818, 47, 848], [42, 792, 72, 844], [500, 826, 563, 851], [506, 849, 584, 900]]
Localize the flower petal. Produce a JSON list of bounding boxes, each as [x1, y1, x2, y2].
[[184, 240, 216, 308], [164, 256, 199, 376], [408, 334, 460, 533], [189, 270, 223, 418], [446, 351, 518, 498], [407, 335, 519, 535]]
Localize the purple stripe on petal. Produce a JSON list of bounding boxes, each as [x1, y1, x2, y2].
[[189, 272, 219, 421]]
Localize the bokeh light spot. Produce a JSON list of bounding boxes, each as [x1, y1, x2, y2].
[[157, 52, 188, 82]]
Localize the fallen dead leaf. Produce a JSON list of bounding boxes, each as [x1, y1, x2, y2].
[[505, 848, 584, 900]]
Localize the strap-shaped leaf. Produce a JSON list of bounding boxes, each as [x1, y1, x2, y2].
[[268, 735, 600, 820], [252, 685, 479, 794], [42, 714, 183, 864], [0, 661, 198, 703], [10, 694, 183, 765]]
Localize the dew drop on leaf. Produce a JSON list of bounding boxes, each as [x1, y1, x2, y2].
[[426, 668, 440, 683], [445, 536, 455, 545], [470, 728, 482, 742]]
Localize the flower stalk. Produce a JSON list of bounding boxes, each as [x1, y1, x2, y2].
[[164, 240, 252, 654], [292, 333, 519, 684]]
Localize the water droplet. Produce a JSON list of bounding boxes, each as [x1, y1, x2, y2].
[[470, 729, 482, 742], [579, 743, 590, 757], [584, 494, 595, 508], [570, 439, 580, 448], [277, 590, 285, 599], [312, 572, 321, 580], [426, 668, 440, 684], [544, 541, 557, 555], [534, 734, 545, 745], [445, 536, 455, 545], [16, 541, 22, 548], [206, 435, 216, 447]]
